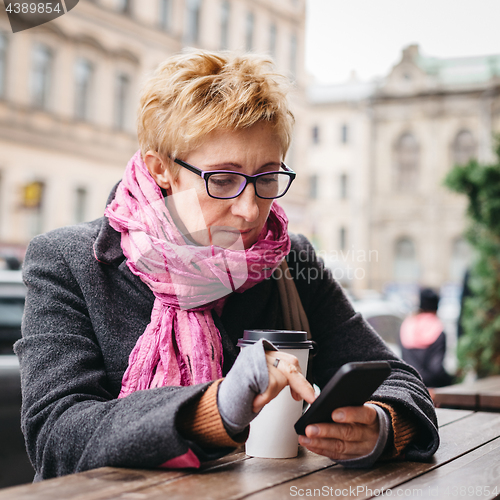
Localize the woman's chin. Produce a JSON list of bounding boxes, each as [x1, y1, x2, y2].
[[241, 233, 258, 249]]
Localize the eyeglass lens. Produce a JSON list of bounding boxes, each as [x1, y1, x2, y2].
[[207, 172, 291, 199]]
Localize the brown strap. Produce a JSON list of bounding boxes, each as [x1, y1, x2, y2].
[[276, 259, 311, 338]]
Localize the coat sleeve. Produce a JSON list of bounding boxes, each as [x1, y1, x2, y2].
[[287, 234, 439, 462], [15, 232, 228, 481]]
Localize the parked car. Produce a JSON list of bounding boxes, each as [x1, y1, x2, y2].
[[0, 270, 25, 354], [0, 270, 34, 488]]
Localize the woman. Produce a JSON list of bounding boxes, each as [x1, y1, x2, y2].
[[16, 50, 438, 481], [400, 288, 454, 388]]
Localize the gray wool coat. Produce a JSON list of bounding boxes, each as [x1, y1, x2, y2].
[[15, 186, 439, 482]]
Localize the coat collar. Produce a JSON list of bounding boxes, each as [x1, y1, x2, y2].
[[93, 182, 125, 266]]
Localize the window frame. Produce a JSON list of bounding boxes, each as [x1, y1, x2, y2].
[[114, 71, 130, 131], [74, 57, 94, 122], [394, 132, 420, 192], [31, 43, 54, 110], [0, 33, 8, 99]]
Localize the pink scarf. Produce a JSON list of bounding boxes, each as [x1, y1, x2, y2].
[[105, 151, 290, 397]]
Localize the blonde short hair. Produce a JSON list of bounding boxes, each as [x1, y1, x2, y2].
[[137, 50, 294, 174]]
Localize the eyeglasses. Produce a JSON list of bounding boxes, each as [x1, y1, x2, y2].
[[173, 159, 296, 200]]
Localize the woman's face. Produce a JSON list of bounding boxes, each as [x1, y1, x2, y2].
[[145, 122, 283, 249]]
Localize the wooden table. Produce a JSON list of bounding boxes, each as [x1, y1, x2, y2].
[[1, 408, 500, 500], [433, 375, 500, 411]]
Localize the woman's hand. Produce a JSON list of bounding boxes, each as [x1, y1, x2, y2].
[[252, 351, 316, 413], [298, 404, 380, 460], [217, 340, 315, 436]]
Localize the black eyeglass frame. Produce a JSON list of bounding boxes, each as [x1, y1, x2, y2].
[[173, 158, 296, 200]]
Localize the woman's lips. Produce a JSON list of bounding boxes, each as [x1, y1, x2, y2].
[[220, 228, 253, 235], [206, 227, 255, 249], [220, 228, 256, 248]]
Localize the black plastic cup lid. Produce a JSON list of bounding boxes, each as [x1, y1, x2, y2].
[[237, 329, 314, 349]]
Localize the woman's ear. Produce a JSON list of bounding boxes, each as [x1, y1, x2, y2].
[[143, 151, 173, 192]]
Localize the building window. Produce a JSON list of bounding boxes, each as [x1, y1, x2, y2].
[[450, 237, 471, 283], [24, 180, 45, 237], [114, 73, 130, 130], [269, 23, 277, 60], [245, 12, 254, 51], [159, 0, 173, 31], [0, 34, 7, 98], [340, 173, 348, 199], [453, 130, 476, 166], [341, 124, 348, 144], [117, 0, 131, 14], [339, 226, 347, 250], [290, 33, 297, 78], [74, 187, 88, 224], [312, 125, 319, 144], [394, 132, 419, 191], [74, 58, 94, 121], [185, 0, 202, 45], [309, 174, 318, 199], [31, 44, 53, 110], [394, 237, 419, 282], [220, 0, 230, 49]]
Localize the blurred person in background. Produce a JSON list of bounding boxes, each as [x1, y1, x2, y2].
[[400, 288, 454, 389], [15, 50, 438, 481]]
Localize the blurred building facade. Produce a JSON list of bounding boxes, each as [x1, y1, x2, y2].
[[0, 0, 308, 258], [308, 45, 500, 294]]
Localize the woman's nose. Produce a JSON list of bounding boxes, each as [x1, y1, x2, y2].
[[231, 182, 260, 222]]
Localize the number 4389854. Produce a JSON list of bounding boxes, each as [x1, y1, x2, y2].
[[6, 3, 62, 14]]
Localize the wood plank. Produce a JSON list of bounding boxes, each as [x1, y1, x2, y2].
[[434, 376, 500, 410], [251, 462, 432, 500], [435, 408, 473, 427], [106, 447, 336, 500], [0, 451, 248, 500], [390, 437, 500, 500], [433, 388, 477, 410], [0, 468, 185, 500], [246, 411, 500, 500], [479, 391, 500, 411], [200, 449, 247, 470]]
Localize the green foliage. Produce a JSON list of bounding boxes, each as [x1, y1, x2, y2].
[[444, 136, 500, 377]]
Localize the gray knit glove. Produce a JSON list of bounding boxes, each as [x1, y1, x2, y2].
[[217, 339, 277, 437]]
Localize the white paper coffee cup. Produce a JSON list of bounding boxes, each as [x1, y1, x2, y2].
[[237, 330, 313, 459]]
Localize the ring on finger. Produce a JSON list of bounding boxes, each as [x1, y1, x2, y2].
[[273, 358, 280, 368]]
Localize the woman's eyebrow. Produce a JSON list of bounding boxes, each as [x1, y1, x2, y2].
[[205, 162, 242, 169]]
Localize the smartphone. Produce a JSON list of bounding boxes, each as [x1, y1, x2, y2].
[[294, 361, 391, 435]]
